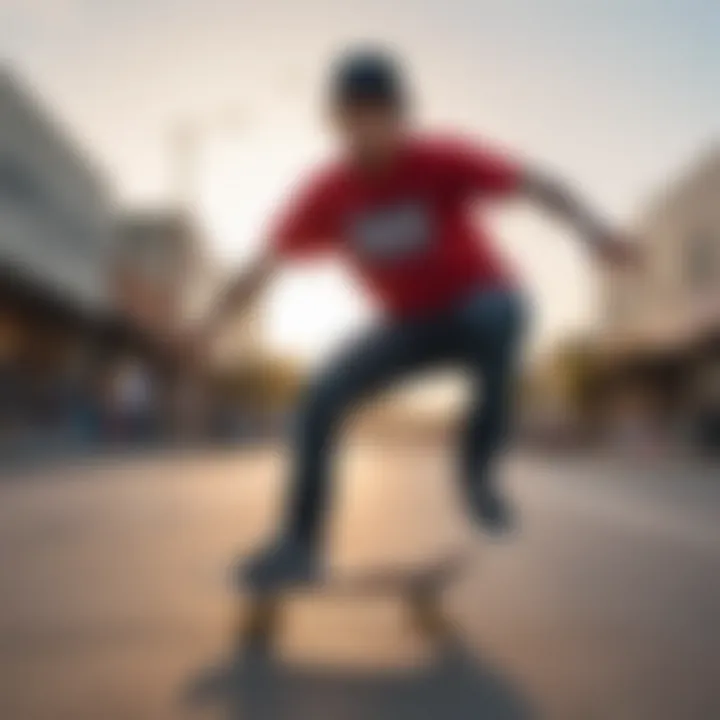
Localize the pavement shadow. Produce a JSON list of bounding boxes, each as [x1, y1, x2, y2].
[[183, 629, 534, 720]]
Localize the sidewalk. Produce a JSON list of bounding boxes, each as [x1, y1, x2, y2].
[[0, 432, 279, 477], [0, 432, 190, 476]]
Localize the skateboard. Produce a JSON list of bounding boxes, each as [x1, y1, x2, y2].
[[239, 552, 468, 651]]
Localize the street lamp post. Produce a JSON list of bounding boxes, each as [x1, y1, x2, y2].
[[169, 110, 249, 210]]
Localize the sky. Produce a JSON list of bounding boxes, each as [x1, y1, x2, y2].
[[1, 0, 719, 367]]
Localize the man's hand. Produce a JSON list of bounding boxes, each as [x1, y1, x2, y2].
[[209, 249, 277, 329], [521, 170, 642, 271], [185, 323, 216, 370], [591, 232, 643, 270], [175, 248, 278, 372], [167, 323, 213, 373]]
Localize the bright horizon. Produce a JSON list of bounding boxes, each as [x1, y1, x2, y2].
[[2, 0, 718, 368]]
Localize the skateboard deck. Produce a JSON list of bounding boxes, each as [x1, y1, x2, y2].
[[239, 552, 468, 648]]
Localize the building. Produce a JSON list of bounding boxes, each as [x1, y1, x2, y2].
[[599, 145, 720, 450], [0, 67, 118, 440], [0, 69, 116, 313], [114, 210, 205, 339], [112, 209, 216, 436]]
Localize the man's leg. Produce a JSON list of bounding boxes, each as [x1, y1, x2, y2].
[[454, 288, 527, 533], [243, 318, 446, 588]]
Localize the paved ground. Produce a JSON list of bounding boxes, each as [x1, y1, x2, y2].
[[0, 445, 718, 719]]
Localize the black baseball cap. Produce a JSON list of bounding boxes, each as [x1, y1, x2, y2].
[[329, 47, 407, 110]]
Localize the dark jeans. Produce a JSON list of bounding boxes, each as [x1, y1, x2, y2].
[[285, 287, 527, 548]]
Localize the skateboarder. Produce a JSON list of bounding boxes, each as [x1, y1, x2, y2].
[[199, 47, 637, 589]]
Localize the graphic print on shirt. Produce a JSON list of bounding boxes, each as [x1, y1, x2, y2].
[[347, 201, 433, 264]]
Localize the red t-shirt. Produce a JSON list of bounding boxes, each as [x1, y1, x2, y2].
[[271, 135, 522, 317]]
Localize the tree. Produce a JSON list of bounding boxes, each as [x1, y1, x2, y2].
[[211, 353, 306, 411], [528, 334, 604, 419]]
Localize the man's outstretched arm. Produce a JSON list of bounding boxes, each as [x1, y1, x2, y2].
[[446, 138, 639, 265], [519, 169, 639, 265], [194, 168, 335, 359]]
